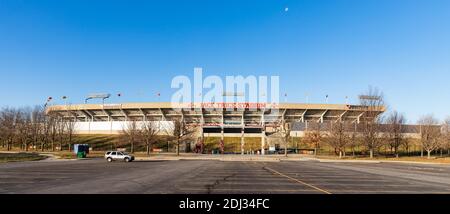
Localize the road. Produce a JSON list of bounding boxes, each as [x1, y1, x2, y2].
[[1, 159, 450, 194]]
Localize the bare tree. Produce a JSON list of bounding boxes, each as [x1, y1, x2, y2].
[[402, 138, 411, 156], [65, 120, 75, 151], [48, 113, 58, 152], [327, 121, 350, 158], [280, 121, 292, 157], [417, 115, 441, 159], [0, 111, 4, 149], [304, 122, 322, 155], [385, 111, 406, 158], [16, 108, 34, 151], [440, 117, 450, 156], [30, 106, 45, 151], [348, 127, 360, 157], [56, 115, 66, 151], [42, 106, 75, 152], [166, 119, 195, 156], [141, 121, 159, 156], [0, 108, 20, 151], [41, 111, 56, 151], [359, 87, 385, 158], [121, 120, 140, 153]]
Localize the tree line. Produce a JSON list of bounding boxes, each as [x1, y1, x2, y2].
[[0, 106, 75, 152], [0, 105, 197, 156], [300, 88, 450, 159], [300, 115, 450, 159]]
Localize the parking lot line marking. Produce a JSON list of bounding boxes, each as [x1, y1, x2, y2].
[[256, 162, 332, 194], [178, 188, 319, 192]]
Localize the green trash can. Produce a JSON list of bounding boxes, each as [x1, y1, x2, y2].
[[74, 144, 89, 158], [77, 151, 86, 158]]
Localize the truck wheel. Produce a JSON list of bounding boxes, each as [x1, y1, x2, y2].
[[124, 157, 130, 162], [107, 157, 113, 162]]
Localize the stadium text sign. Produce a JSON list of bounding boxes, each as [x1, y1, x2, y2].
[[187, 102, 269, 109]]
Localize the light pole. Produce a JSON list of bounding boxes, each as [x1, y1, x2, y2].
[[62, 96, 68, 105], [62, 96, 69, 117], [44, 96, 53, 108], [62, 96, 72, 117]]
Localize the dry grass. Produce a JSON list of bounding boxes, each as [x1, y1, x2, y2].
[[53, 151, 106, 159], [0, 152, 46, 163], [52, 151, 162, 159]]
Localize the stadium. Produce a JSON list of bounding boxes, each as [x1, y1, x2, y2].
[[45, 101, 421, 154], [45, 102, 383, 132]]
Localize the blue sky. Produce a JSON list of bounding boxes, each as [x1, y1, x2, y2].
[[0, 0, 449, 123]]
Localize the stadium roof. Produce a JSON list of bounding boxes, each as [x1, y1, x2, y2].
[[46, 102, 385, 126]]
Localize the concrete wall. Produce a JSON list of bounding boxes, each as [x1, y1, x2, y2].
[[73, 121, 174, 135]]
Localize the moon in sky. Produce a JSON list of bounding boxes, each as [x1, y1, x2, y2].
[[285, 7, 289, 12]]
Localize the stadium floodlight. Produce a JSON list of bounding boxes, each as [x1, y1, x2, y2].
[[85, 93, 111, 104]]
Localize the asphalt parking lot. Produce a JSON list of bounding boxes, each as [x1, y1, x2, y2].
[[1, 158, 450, 194]]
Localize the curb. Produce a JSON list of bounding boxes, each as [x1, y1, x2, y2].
[[317, 159, 381, 163], [220, 159, 280, 162], [314, 159, 450, 165], [379, 160, 450, 166], [280, 158, 319, 162]]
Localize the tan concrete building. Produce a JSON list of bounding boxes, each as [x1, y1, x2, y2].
[[46, 102, 394, 154]]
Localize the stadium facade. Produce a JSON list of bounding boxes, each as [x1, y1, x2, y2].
[[46, 102, 423, 153], [46, 102, 385, 133]]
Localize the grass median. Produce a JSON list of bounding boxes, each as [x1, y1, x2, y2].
[[0, 152, 47, 163]]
